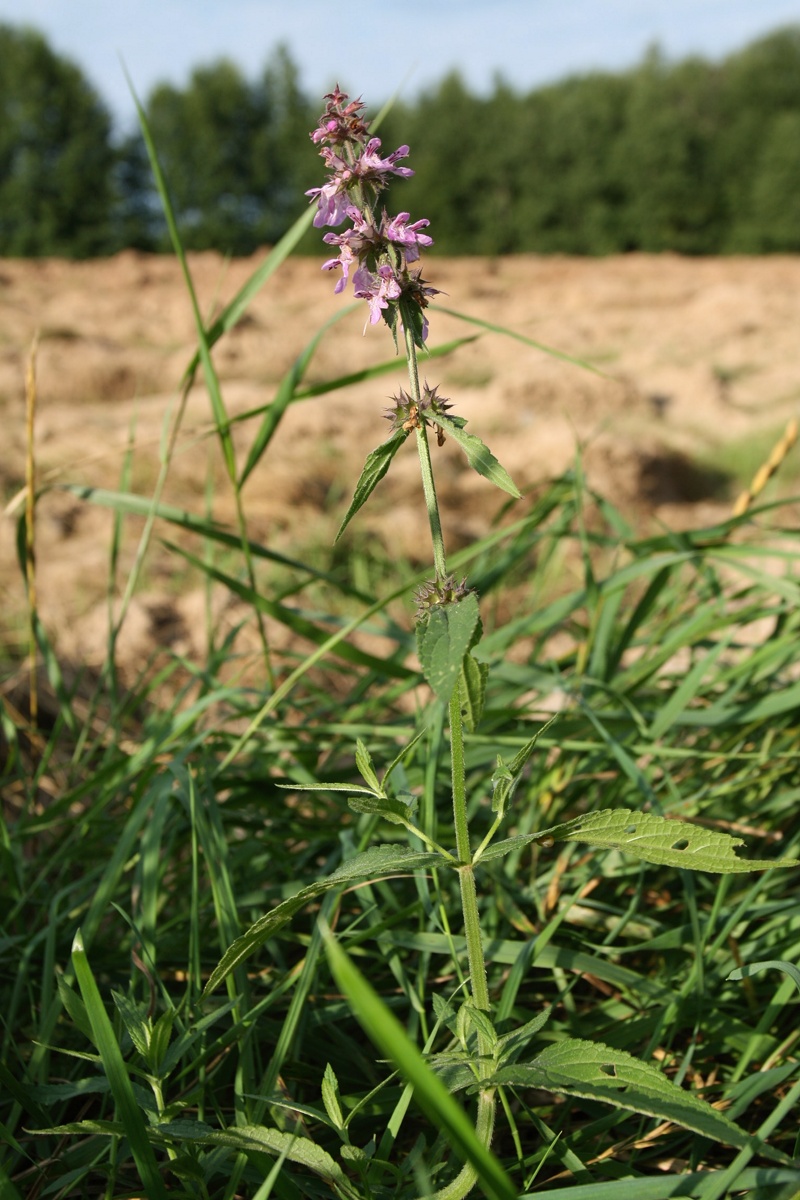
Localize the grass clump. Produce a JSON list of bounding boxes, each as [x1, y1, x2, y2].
[[3, 87, 800, 1200]]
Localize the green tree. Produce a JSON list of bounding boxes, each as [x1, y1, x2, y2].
[[145, 59, 262, 253], [0, 24, 115, 256]]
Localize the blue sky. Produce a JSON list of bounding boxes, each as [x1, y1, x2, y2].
[[3, 0, 800, 131]]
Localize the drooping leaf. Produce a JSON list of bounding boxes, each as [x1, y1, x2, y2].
[[170, 1123, 349, 1185], [728, 959, 800, 997], [335, 430, 409, 542], [416, 592, 481, 704], [434, 413, 521, 499], [347, 792, 419, 826], [459, 654, 489, 732], [478, 808, 800, 873], [202, 845, 443, 996], [484, 1038, 759, 1152]]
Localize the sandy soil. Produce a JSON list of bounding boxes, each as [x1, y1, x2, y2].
[[1, 249, 799, 679]]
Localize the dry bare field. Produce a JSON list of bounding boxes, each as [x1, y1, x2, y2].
[[2, 250, 799, 675]]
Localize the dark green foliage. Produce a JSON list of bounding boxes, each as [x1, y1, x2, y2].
[[0, 24, 115, 256], [6, 22, 800, 256]]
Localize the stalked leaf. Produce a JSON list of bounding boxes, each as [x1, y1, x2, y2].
[[484, 1038, 759, 1153], [347, 792, 418, 825], [335, 430, 408, 542], [479, 808, 800, 873], [202, 845, 443, 996], [435, 413, 521, 499]]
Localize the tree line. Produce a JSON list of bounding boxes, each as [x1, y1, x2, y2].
[[2, 21, 800, 258]]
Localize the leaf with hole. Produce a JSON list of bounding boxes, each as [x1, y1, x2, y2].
[[483, 1038, 766, 1154], [478, 808, 800, 872]]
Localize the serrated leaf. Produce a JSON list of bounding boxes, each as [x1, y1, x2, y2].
[[459, 654, 488, 732], [479, 808, 800, 873], [335, 430, 408, 542], [321, 1063, 344, 1129], [484, 1038, 756, 1151], [435, 413, 521, 499], [172, 1123, 349, 1184], [112, 991, 151, 1059], [347, 793, 418, 825], [417, 592, 480, 704], [355, 739, 381, 792], [202, 845, 443, 996]]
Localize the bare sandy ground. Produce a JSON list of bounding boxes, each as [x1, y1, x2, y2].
[[2, 250, 799, 678]]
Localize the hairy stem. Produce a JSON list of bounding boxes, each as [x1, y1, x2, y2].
[[405, 326, 447, 578]]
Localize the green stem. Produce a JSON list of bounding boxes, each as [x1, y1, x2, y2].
[[405, 325, 447, 578]]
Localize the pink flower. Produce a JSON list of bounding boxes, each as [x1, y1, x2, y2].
[[305, 179, 351, 227], [354, 138, 414, 184], [383, 212, 433, 263], [353, 263, 402, 330], [321, 230, 358, 293]]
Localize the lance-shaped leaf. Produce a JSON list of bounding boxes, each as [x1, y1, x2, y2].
[[335, 430, 409, 542], [168, 1123, 350, 1186], [434, 413, 521, 499], [482, 1038, 768, 1154], [347, 791, 419, 826], [417, 592, 480, 704], [202, 845, 443, 997], [478, 808, 800, 873]]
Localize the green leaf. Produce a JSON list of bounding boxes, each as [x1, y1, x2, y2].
[[485, 1038, 756, 1151], [202, 845, 443, 996], [496, 1007, 552, 1065], [71, 930, 169, 1200], [321, 1063, 344, 1130], [434, 413, 521, 499], [171, 1123, 349, 1185], [380, 727, 426, 788], [479, 809, 800, 873], [728, 960, 800, 997], [347, 792, 419, 826], [488, 716, 559, 819], [322, 924, 518, 1200], [112, 991, 151, 1059], [335, 430, 409, 542], [355, 739, 381, 793], [417, 592, 481, 704], [459, 654, 488, 732]]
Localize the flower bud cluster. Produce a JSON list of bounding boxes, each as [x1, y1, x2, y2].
[[414, 574, 475, 618], [307, 87, 438, 344], [384, 382, 454, 437]]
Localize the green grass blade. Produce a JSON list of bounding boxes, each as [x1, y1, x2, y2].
[[70, 929, 169, 1200], [322, 922, 518, 1200]]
